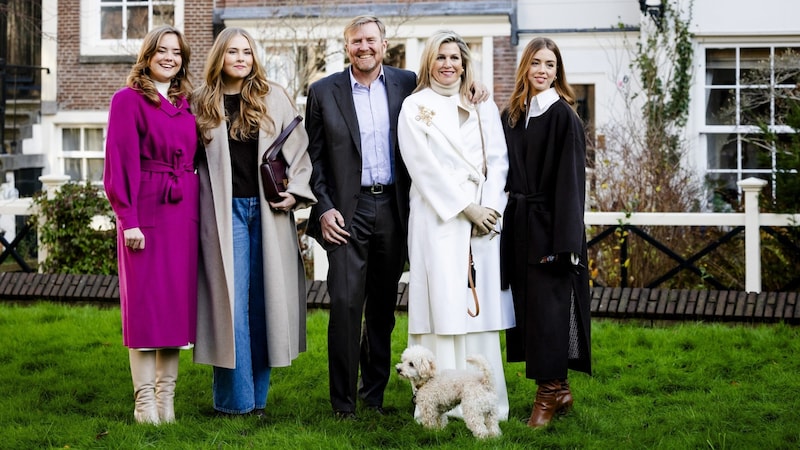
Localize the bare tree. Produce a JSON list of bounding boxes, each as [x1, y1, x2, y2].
[[589, 1, 709, 288], [250, 0, 415, 102]]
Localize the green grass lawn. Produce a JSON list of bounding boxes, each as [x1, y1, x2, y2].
[[0, 303, 798, 449]]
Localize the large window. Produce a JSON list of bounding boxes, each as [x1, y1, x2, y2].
[[62, 127, 105, 182], [81, 0, 183, 57], [704, 46, 800, 206], [100, 0, 174, 40]]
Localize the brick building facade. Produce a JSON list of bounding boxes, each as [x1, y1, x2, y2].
[[27, 0, 515, 184]]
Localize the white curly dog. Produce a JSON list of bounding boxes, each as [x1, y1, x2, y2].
[[395, 345, 501, 439]]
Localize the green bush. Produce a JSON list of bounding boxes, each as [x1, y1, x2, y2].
[[28, 182, 117, 274]]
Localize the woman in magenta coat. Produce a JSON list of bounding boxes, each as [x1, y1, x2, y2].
[[103, 25, 199, 425]]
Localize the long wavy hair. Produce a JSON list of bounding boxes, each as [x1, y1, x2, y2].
[[126, 25, 192, 106], [193, 27, 273, 143], [505, 37, 576, 128], [414, 30, 475, 106]]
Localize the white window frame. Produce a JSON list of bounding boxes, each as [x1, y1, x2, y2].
[[700, 43, 800, 204], [59, 124, 107, 183], [80, 0, 184, 57]]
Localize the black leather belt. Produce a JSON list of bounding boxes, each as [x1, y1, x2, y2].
[[360, 183, 393, 195]]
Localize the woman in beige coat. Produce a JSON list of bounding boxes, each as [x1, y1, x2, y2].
[[192, 27, 315, 415]]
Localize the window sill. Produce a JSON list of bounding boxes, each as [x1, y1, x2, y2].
[[79, 54, 136, 64]]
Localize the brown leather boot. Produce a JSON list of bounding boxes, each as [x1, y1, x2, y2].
[[559, 378, 574, 414], [527, 379, 573, 428]]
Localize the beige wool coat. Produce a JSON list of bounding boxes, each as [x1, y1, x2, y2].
[[194, 83, 316, 369]]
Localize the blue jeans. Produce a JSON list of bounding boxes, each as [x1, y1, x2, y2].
[[213, 197, 271, 414]]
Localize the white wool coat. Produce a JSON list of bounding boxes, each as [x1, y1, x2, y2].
[[193, 83, 316, 369], [397, 88, 515, 335]]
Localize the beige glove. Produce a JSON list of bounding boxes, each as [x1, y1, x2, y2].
[[462, 203, 500, 235]]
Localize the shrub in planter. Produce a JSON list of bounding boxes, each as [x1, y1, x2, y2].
[[29, 182, 117, 275]]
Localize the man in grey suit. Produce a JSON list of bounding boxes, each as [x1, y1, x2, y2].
[[305, 15, 487, 419]]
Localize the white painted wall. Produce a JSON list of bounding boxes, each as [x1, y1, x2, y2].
[[692, 0, 800, 36], [517, 0, 641, 30]]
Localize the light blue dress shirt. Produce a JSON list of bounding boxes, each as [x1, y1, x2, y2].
[[350, 68, 393, 186]]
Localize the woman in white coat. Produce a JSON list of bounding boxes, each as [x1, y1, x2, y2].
[[397, 30, 515, 420]]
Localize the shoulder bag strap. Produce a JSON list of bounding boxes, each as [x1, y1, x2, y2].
[[263, 115, 303, 163]]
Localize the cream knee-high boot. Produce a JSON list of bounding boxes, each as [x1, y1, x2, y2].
[[129, 349, 159, 425], [155, 349, 180, 424]]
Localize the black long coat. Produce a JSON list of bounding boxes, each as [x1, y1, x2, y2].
[[500, 98, 592, 380]]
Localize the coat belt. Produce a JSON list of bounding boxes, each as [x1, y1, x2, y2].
[[501, 191, 548, 289], [140, 150, 194, 203]]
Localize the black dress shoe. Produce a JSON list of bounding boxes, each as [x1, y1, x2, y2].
[[333, 410, 357, 420], [365, 405, 394, 415]]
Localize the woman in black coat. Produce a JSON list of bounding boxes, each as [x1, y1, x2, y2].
[[500, 36, 591, 428]]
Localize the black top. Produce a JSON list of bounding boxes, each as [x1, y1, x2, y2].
[[224, 93, 259, 198]]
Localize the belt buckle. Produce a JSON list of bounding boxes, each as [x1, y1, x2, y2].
[[369, 183, 384, 195]]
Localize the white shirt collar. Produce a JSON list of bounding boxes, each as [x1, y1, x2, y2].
[[526, 88, 560, 123], [349, 66, 385, 88]]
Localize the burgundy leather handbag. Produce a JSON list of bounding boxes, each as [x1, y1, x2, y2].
[[260, 115, 302, 202]]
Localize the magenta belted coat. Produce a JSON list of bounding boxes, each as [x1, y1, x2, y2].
[[104, 87, 199, 349]]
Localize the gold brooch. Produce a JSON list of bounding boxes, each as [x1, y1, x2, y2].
[[414, 105, 435, 126]]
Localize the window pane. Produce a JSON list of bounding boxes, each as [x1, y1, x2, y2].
[[705, 88, 735, 125], [153, 4, 174, 28], [384, 44, 406, 69], [88, 159, 105, 182], [298, 41, 327, 96], [705, 48, 736, 85], [774, 47, 800, 85], [85, 128, 105, 151], [775, 133, 798, 172], [63, 128, 81, 151], [775, 88, 796, 125], [128, 6, 149, 40], [64, 159, 83, 181], [741, 134, 771, 169], [101, 7, 123, 40], [740, 48, 770, 85], [740, 87, 770, 125], [707, 133, 738, 169], [706, 172, 739, 210]]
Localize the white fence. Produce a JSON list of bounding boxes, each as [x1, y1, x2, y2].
[[2, 177, 798, 293]]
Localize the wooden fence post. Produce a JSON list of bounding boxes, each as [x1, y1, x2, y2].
[[737, 177, 767, 293]]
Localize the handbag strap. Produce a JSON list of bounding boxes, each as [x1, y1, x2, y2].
[[475, 106, 487, 177], [467, 247, 480, 317], [263, 115, 303, 163], [468, 106, 486, 318]]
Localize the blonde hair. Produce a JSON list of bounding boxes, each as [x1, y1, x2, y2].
[[126, 26, 192, 106], [414, 30, 475, 104], [193, 27, 273, 142], [506, 37, 576, 128], [343, 15, 386, 43]]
